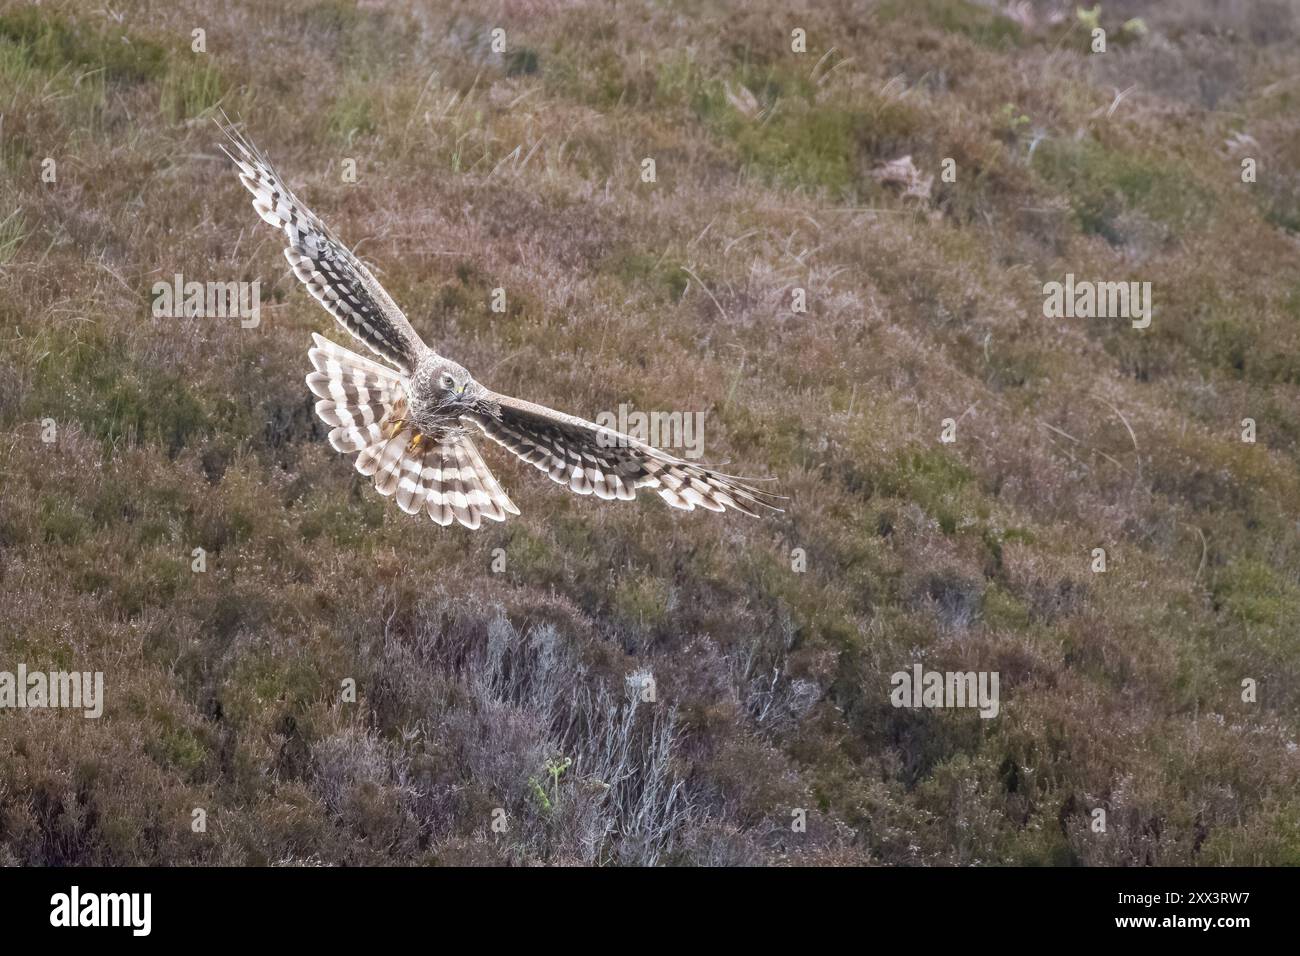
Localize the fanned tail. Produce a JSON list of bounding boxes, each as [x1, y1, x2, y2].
[[412, 435, 517, 529]]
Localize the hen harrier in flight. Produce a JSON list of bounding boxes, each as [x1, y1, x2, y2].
[[217, 120, 779, 529]]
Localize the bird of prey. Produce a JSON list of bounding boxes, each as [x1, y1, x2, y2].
[[217, 120, 780, 529]]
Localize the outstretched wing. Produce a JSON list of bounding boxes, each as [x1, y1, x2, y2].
[[217, 117, 426, 374], [463, 394, 782, 516]]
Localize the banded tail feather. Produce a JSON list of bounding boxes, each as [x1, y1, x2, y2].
[[413, 434, 518, 529]]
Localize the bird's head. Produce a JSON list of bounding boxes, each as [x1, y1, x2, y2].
[[430, 359, 494, 414]]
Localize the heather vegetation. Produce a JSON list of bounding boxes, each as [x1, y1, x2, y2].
[[1, 0, 1299, 865]]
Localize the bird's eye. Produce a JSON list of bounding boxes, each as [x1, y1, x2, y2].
[[439, 372, 455, 390]]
